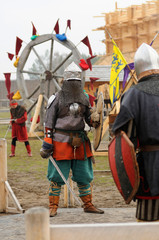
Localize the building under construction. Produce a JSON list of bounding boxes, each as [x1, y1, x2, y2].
[[95, 0, 159, 65]]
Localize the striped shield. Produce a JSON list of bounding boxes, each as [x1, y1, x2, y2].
[[108, 131, 140, 204]]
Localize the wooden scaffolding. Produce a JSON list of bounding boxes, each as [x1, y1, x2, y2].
[[94, 0, 159, 64]]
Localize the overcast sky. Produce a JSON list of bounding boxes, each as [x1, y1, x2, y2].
[[0, 0, 147, 80]]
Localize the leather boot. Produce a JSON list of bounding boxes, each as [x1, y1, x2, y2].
[[49, 195, 60, 217], [80, 194, 104, 214], [25, 144, 32, 157], [9, 145, 15, 157]]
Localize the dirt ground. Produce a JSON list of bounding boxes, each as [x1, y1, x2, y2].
[[7, 170, 136, 211]]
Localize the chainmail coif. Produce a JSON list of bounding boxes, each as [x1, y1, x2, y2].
[[58, 80, 89, 107]]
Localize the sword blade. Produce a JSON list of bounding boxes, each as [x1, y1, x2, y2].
[[4, 125, 11, 138], [49, 156, 81, 206], [32, 130, 81, 206]]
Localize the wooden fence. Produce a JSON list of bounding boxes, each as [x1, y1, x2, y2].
[[25, 206, 159, 240], [0, 138, 24, 213]]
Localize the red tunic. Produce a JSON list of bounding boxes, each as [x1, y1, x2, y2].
[[11, 111, 28, 142]]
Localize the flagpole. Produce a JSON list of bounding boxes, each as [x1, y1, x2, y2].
[[105, 27, 138, 84], [65, 26, 68, 35], [150, 31, 159, 46]]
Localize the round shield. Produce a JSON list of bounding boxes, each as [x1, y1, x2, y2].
[[108, 131, 140, 204], [93, 92, 104, 151]]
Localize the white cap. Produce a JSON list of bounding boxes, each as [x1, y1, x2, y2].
[[63, 62, 82, 81]]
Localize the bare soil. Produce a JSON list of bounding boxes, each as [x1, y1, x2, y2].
[[7, 171, 136, 211]]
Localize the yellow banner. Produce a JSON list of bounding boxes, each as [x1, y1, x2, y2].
[[109, 40, 127, 104]]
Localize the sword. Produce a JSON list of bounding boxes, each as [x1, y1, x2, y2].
[[33, 131, 81, 206], [49, 156, 81, 206], [4, 124, 11, 139], [3, 119, 17, 139]]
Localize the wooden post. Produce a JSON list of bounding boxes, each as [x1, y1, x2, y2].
[[28, 94, 44, 137], [64, 184, 69, 208], [0, 138, 7, 212], [64, 177, 74, 207], [25, 207, 50, 240]]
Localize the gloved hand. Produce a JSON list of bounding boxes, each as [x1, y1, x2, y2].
[[40, 141, 53, 159], [10, 119, 16, 124], [91, 111, 100, 122], [91, 111, 100, 128]]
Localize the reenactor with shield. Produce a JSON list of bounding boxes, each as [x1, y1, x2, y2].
[[109, 43, 159, 221]]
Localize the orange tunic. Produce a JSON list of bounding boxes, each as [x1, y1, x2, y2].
[[53, 140, 92, 161]]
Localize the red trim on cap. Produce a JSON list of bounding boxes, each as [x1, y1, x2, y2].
[[10, 102, 18, 106]]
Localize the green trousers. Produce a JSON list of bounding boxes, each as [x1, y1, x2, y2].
[[47, 157, 93, 197]]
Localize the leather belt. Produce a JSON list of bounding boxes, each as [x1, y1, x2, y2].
[[139, 145, 159, 152], [55, 129, 70, 136], [54, 129, 80, 137]]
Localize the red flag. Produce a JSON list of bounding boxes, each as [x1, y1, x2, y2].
[[81, 36, 92, 56], [88, 94, 96, 107], [90, 77, 99, 90], [4, 73, 11, 94], [86, 55, 96, 70], [7, 52, 14, 61], [54, 19, 59, 34], [7, 92, 14, 101], [67, 19, 71, 30], [15, 37, 23, 57], [31, 22, 37, 35]]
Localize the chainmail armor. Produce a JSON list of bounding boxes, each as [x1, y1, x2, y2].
[[58, 80, 89, 108], [133, 74, 159, 96]]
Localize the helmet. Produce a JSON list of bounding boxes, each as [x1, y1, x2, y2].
[[63, 62, 82, 81], [134, 43, 159, 80]]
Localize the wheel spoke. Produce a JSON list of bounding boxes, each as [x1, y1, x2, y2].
[[32, 47, 47, 70], [27, 85, 40, 99], [52, 78, 61, 91], [49, 39, 54, 71], [43, 95, 48, 102], [52, 52, 73, 74], [27, 99, 38, 114], [47, 81, 51, 98], [22, 70, 42, 75], [46, 39, 54, 98]]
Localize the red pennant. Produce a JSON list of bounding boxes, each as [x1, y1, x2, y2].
[[31, 22, 37, 35], [79, 59, 89, 70], [7, 52, 14, 61], [4, 73, 11, 94], [15, 37, 23, 57], [88, 94, 96, 107], [67, 19, 71, 30], [86, 55, 96, 70], [54, 19, 59, 34], [30, 115, 40, 123], [90, 77, 99, 90], [81, 36, 92, 56]]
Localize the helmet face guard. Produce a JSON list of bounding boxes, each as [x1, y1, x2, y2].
[[134, 43, 159, 80], [63, 62, 82, 81]]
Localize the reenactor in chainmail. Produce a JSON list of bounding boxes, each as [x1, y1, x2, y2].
[[112, 43, 159, 221], [40, 62, 104, 217]]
